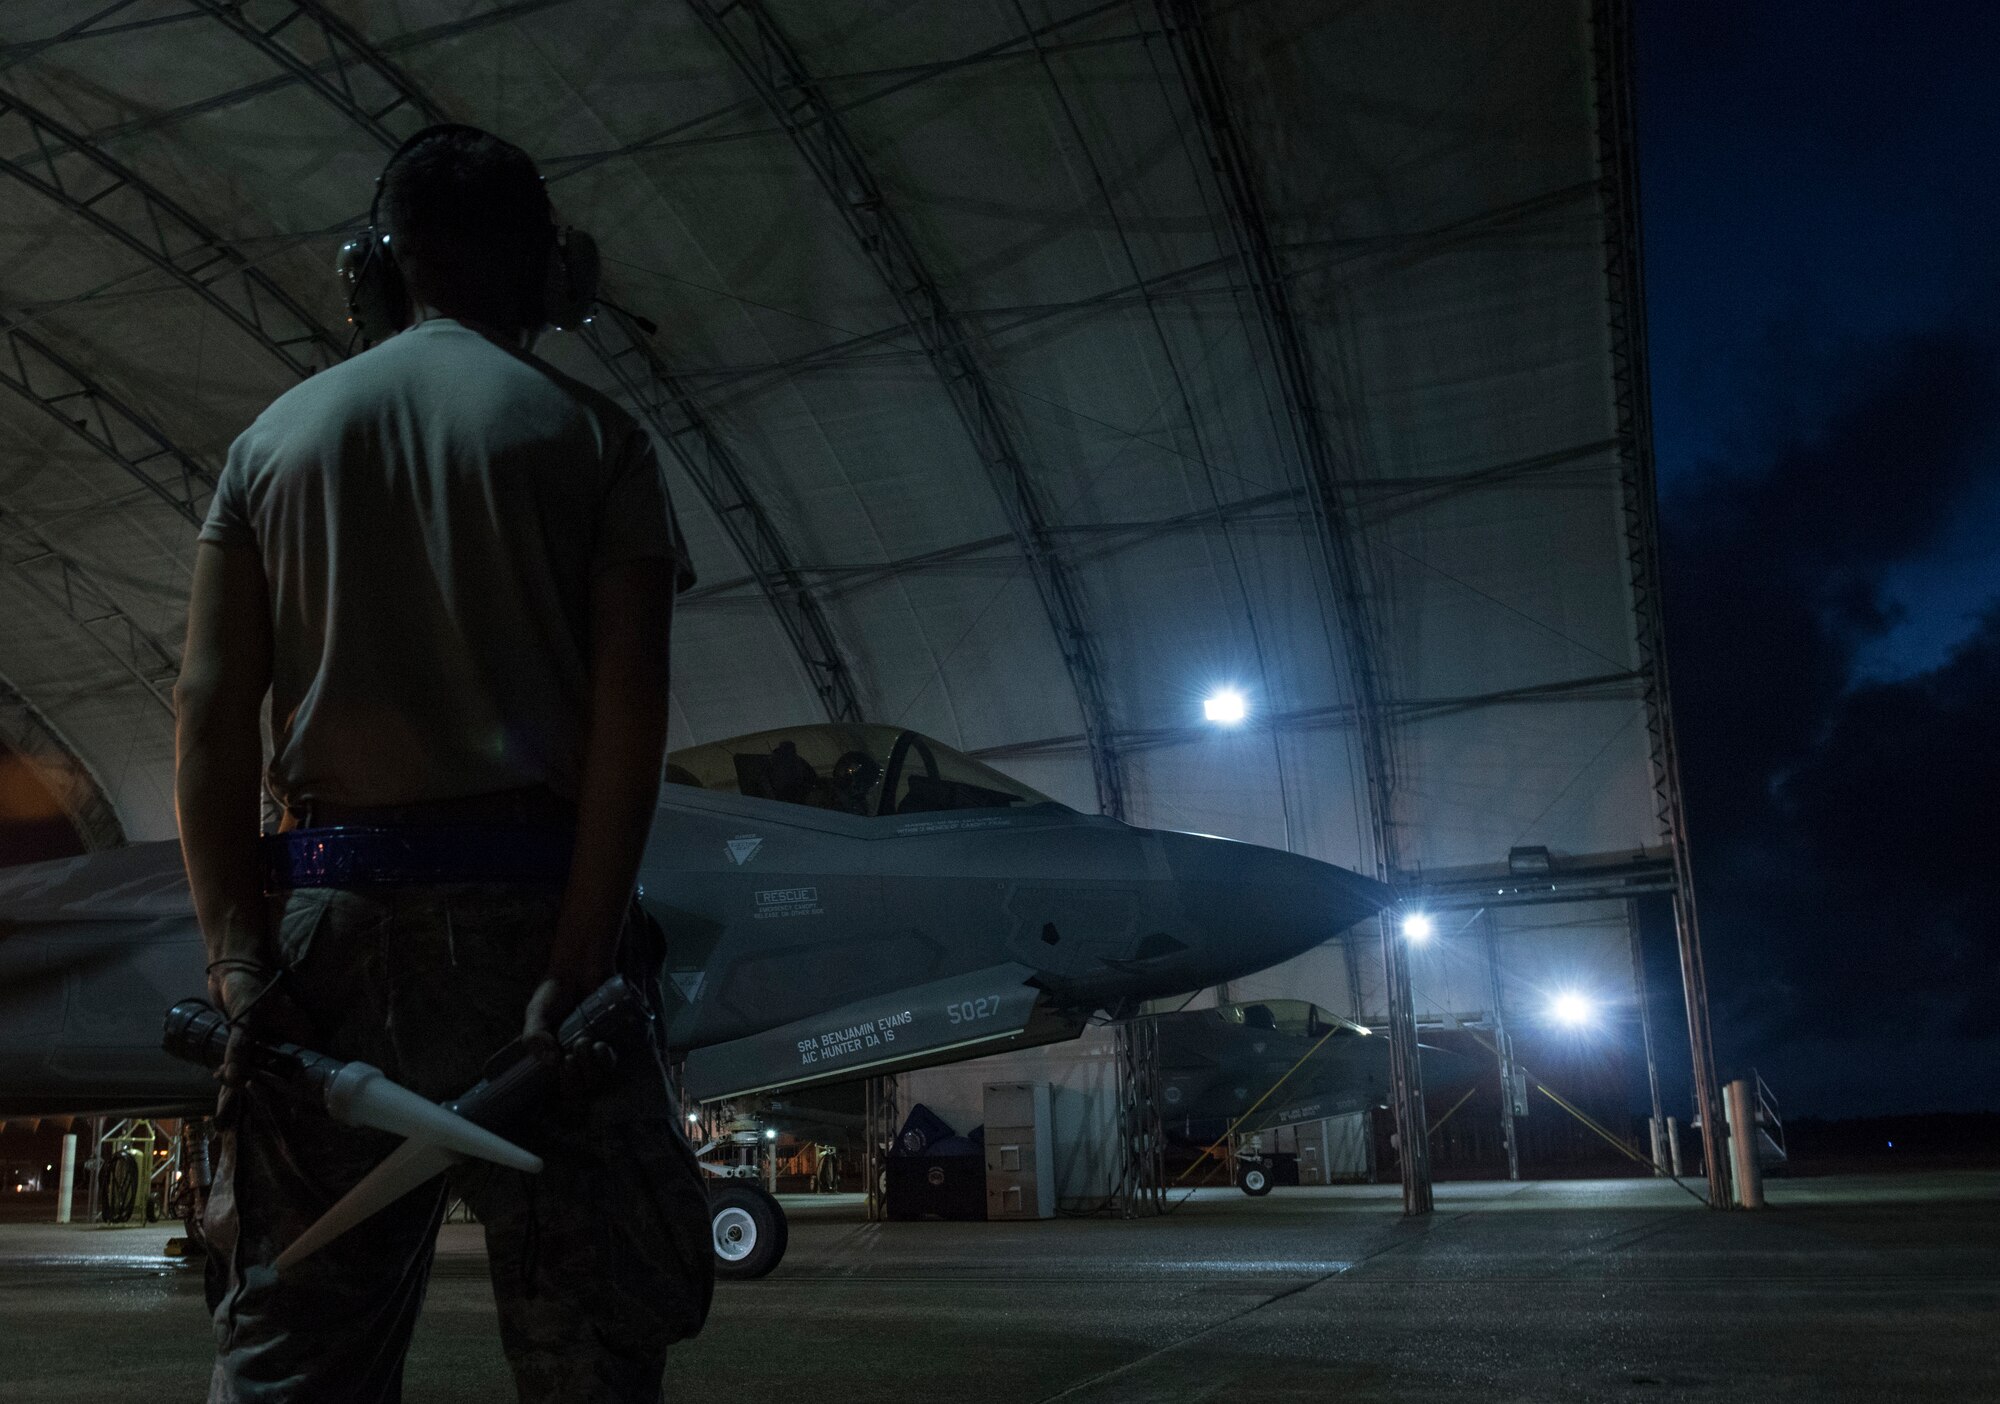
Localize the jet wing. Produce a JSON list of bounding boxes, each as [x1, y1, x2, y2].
[[682, 962, 1082, 1102]]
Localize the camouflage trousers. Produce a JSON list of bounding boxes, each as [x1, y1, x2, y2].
[[204, 885, 714, 1404]]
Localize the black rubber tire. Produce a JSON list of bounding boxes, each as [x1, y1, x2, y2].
[[709, 1183, 788, 1280], [102, 1151, 140, 1223], [1239, 1164, 1274, 1197]]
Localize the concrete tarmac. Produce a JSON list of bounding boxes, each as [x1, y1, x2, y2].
[[1, 1172, 1994, 1402]]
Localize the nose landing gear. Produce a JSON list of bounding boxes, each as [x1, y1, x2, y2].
[[708, 1183, 788, 1279]]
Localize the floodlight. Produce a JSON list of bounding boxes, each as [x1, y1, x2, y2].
[[1400, 912, 1434, 942], [764, 1129, 778, 1141], [1203, 688, 1247, 725], [1549, 991, 1595, 1028]]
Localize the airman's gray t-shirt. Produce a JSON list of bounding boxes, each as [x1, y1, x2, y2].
[[200, 317, 693, 813]]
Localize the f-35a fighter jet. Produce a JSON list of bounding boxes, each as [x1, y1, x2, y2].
[[0, 723, 1389, 1268], [1154, 998, 1484, 1193]]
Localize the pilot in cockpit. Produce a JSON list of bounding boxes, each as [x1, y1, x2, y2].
[[829, 750, 882, 815], [763, 739, 818, 805]]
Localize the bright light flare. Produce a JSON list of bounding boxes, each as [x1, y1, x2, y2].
[[763, 1129, 778, 1141], [1203, 688, 1248, 725], [1549, 990, 1596, 1028], [1400, 912, 1434, 942]]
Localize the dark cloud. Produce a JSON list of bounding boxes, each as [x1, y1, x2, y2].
[[1771, 609, 2000, 1038], [1638, 1, 2000, 1113], [1661, 333, 2000, 1111]]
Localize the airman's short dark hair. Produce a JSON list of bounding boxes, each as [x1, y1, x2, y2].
[[380, 128, 550, 328]]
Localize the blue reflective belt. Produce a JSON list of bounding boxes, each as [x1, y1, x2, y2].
[[262, 825, 574, 890]]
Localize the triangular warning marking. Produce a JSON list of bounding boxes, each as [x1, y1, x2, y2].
[[669, 971, 706, 1004]]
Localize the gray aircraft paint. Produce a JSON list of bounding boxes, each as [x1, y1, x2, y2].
[[0, 729, 1389, 1119], [1154, 1005, 1486, 1145]]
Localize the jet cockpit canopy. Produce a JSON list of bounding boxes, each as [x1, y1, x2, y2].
[[667, 725, 1064, 820], [1218, 999, 1363, 1040]]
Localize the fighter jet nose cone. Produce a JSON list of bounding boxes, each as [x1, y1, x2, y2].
[[1153, 830, 1391, 986]]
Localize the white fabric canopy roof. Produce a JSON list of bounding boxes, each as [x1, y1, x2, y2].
[[0, 0, 1666, 933]]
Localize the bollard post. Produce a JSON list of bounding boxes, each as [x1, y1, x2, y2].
[[56, 1134, 77, 1224], [1726, 1079, 1764, 1209]]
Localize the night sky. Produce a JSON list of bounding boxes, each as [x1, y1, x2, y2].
[[1640, 3, 1999, 1114]]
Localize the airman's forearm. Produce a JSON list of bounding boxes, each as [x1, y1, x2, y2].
[[176, 703, 271, 973], [550, 559, 675, 985]]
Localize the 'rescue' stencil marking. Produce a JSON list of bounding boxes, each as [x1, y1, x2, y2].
[[754, 886, 823, 920]]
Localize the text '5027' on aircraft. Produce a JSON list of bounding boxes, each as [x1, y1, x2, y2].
[[0, 723, 1391, 1119]]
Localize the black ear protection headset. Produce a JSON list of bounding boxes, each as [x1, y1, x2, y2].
[[335, 123, 600, 345]]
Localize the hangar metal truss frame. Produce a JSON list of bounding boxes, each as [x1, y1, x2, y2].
[[0, 90, 346, 379], [0, 84, 328, 801], [971, 670, 1647, 766], [0, 672, 125, 851], [688, 0, 1129, 818], [582, 310, 865, 722], [0, 5, 1716, 1210], [1152, 0, 1429, 1214], [668, 182, 1598, 403], [35, 2, 1139, 177], [199, 0, 866, 724], [0, 335, 187, 733], [1593, 0, 1726, 1208], [1113, 1014, 1167, 1216], [0, 505, 180, 714], [1, 324, 216, 527]]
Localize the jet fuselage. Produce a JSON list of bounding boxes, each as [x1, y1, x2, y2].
[[0, 728, 1389, 1117]]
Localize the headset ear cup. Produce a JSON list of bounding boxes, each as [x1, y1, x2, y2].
[[336, 232, 410, 345], [542, 228, 600, 330]]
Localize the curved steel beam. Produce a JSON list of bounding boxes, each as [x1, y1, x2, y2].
[[1150, 0, 1427, 1211], [1592, 0, 1726, 1207], [0, 90, 346, 379], [1148, 1, 1395, 854], [0, 505, 179, 714], [1, 323, 217, 526], [686, 0, 1127, 817], [583, 308, 863, 721], [187, 0, 446, 144], [0, 669, 126, 851], [204, 0, 865, 723]]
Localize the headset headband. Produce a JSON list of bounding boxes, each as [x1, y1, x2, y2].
[[341, 122, 594, 342]]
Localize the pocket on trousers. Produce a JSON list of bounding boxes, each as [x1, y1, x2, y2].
[[272, 888, 336, 976]]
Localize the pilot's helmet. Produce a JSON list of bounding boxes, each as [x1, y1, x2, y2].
[[831, 750, 881, 795]]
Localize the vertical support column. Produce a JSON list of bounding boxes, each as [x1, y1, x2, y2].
[[1725, 1079, 1764, 1209], [1342, 927, 1367, 1024], [1627, 899, 1669, 1174], [864, 1075, 898, 1222], [57, 1133, 77, 1225], [1114, 1015, 1166, 1217], [1480, 911, 1522, 1182], [1672, 895, 1729, 1205], [1593, 0, 1730, 1209], [1381, 913, 1432, 1215], [86, 1116, 104, 1225], [1667, 1115, 1684, 1177]]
